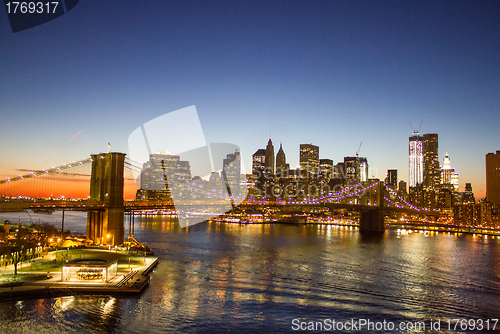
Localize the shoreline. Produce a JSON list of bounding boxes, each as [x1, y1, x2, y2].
[[211, 219, 500, 236], [0, 251, 158, 302]]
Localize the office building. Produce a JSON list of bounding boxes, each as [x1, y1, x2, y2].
[[319, 159, 333, 183], [398, 180, 407, 200], [423, 133, 439, 189], [385, 169, 398, 190], [299, 144, 319, 174], [409, 132, 423, 187], [140, 153, 191, 191], [463, 183, 475, 204], [441, 152, 459, 192], [343, 156, 368, 183], [252, 149, 266, 176], [486, 150, 500, 206], [222, 151, 241, 197]]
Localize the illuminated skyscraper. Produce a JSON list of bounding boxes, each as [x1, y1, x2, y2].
[[398, 180, 407, 200], [222, 151, 241, 197], [343, 156, 368, 183], [358, 158, 368, 182], [441, 152, 459, 192], [136, 153, 191, 201], [441, 152, 452, 184], [385, 169, 398, 190], [423, 133, 439, 189], [409, 132, 423, 187], [140, 153, 191, 191], [319, 159, 333, 183], [252, 149, 266, 175], [463, 183, 475, 204], [300, 143, 319, 174], [451, 172, 459, 192], [486, 150, 500, 206]]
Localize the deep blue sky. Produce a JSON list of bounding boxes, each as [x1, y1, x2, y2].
[[1, 1, 499, 197]]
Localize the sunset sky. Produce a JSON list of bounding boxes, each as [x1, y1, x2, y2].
[[1, 1, 499, 199]]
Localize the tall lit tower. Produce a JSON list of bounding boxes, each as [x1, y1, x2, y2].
[[441, 152, 452, 184], [441, 152, 459, 192], [409, 132, 423, 187], [423, 133, 439, 189]]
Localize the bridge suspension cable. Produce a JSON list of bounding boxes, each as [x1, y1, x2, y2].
[[382, 184, 421, 211], [0, 157, 93, 185]]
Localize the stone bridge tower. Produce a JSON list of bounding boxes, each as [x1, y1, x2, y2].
[[86, 152, 126, 246], [359, 181, 386, 232]]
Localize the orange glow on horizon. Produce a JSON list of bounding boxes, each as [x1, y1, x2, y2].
[[0, 172, 139, 200]]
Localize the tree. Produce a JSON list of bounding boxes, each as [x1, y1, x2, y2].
[[9, 226, 33, 275], [10, 245, 25, 275]]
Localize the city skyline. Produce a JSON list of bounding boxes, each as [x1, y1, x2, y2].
[[1, 2, 500, 329], [1, 1, 499, 200]]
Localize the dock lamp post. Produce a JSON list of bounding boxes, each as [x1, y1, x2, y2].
[[107, 234, 114, 249]]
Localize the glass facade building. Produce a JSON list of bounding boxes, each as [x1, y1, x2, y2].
[[409, 133, 423, 187]]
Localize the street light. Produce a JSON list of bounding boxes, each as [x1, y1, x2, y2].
[[128, 246, 131, 269], [107, 234, 114, 249]]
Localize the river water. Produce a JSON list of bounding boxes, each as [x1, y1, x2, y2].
[[0, 213, 500, 333]]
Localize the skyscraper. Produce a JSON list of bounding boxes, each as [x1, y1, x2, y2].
[[136, 153, 191, 201], [463, 183, 475, 204], [441, 152, 453, 184], [409, 132, 423, 187], [358, 158, 368, 182], [398, 180, 407, 200], [140, 153, 191, 191], [300, 143, 319, 174], [486, 151, 500, 206], [385, 169, 398, 190], [222, 151, 241, 197], [343, 156, 368, 183], [319, 159, 333, 183], [252, 149, 266, 175], [423, 133, 439, 189], [441, 152, 459, 192], [276, 143, 287, 175], [265, 138, 275, 175]]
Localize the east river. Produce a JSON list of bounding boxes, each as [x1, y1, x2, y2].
[[0, 213, 500, 333]]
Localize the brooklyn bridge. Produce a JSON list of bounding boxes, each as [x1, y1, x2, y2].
[[0, 152, 446, 245]]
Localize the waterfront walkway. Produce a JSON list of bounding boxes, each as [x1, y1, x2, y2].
[[0, 249, 158, 299]]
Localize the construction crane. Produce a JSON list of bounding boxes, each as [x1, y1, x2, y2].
[[409, 121, 423, 134], [356, 142, 362, 158]]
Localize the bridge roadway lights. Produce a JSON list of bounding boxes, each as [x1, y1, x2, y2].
[[359, 208, 385, 233]]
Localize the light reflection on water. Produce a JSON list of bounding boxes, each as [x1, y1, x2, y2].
[[1, 215, 500, 333]]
